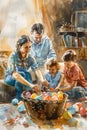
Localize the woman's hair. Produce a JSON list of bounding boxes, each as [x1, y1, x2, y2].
[[16, 35, 31, 51], [31, 23, 44, 34], [62, 49, 77, 62], [46, 59, 60, 70]]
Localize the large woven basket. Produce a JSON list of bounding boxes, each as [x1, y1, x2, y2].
[[22, 91, 68, 120]]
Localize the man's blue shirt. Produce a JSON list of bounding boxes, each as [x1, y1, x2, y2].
[[30, 35, 56, 67]]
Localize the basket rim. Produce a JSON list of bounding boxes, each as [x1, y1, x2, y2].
[[22, 92, 68, 104]]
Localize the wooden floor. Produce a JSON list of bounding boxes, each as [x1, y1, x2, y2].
[[0, 103, 87, 130]]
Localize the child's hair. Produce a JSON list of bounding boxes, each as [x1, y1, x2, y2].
[[62, 49, 77, 62], [46, 59, 60, 70]]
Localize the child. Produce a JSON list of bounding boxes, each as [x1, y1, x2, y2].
[[45, 59, 62, 90], [56, 49, 87, 100]]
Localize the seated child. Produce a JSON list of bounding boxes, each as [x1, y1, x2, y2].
[[56, 49, 87, 100], [45, 59, 62, 90]]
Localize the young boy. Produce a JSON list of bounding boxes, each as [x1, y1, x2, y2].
[[45, 59, 62, 90]]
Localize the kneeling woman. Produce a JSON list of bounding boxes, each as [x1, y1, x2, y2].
[[4, 35, 48, 101]]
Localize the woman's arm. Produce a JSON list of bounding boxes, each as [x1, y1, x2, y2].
[[12, 71, 37, 88]]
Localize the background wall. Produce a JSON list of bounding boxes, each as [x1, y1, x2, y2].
[[0, 0, 87, 79], [0, 0, 87, 49]]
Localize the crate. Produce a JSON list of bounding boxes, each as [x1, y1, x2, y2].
[[22, 91, 68, 120]]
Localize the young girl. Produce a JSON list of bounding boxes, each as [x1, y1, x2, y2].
[[56, 49, 87, 100], [45, 59, 62, 90]]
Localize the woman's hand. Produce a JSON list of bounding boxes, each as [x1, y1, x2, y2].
[[31, 84, 41, 93]]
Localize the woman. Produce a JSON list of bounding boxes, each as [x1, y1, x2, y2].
[[4, 35, 48, 101]]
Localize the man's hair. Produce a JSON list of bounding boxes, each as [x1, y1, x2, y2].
[[31, 23, 44, 34], [62, 49, 77, 62]]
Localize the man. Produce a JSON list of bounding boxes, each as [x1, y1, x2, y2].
[[29, 23, 56, 80]]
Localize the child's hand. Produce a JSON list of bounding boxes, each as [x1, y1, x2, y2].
[[55, 87, 59, 90], [49, 87, 55, 91], [55, 87, 62, 91], [41, 80, 49, 87]]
